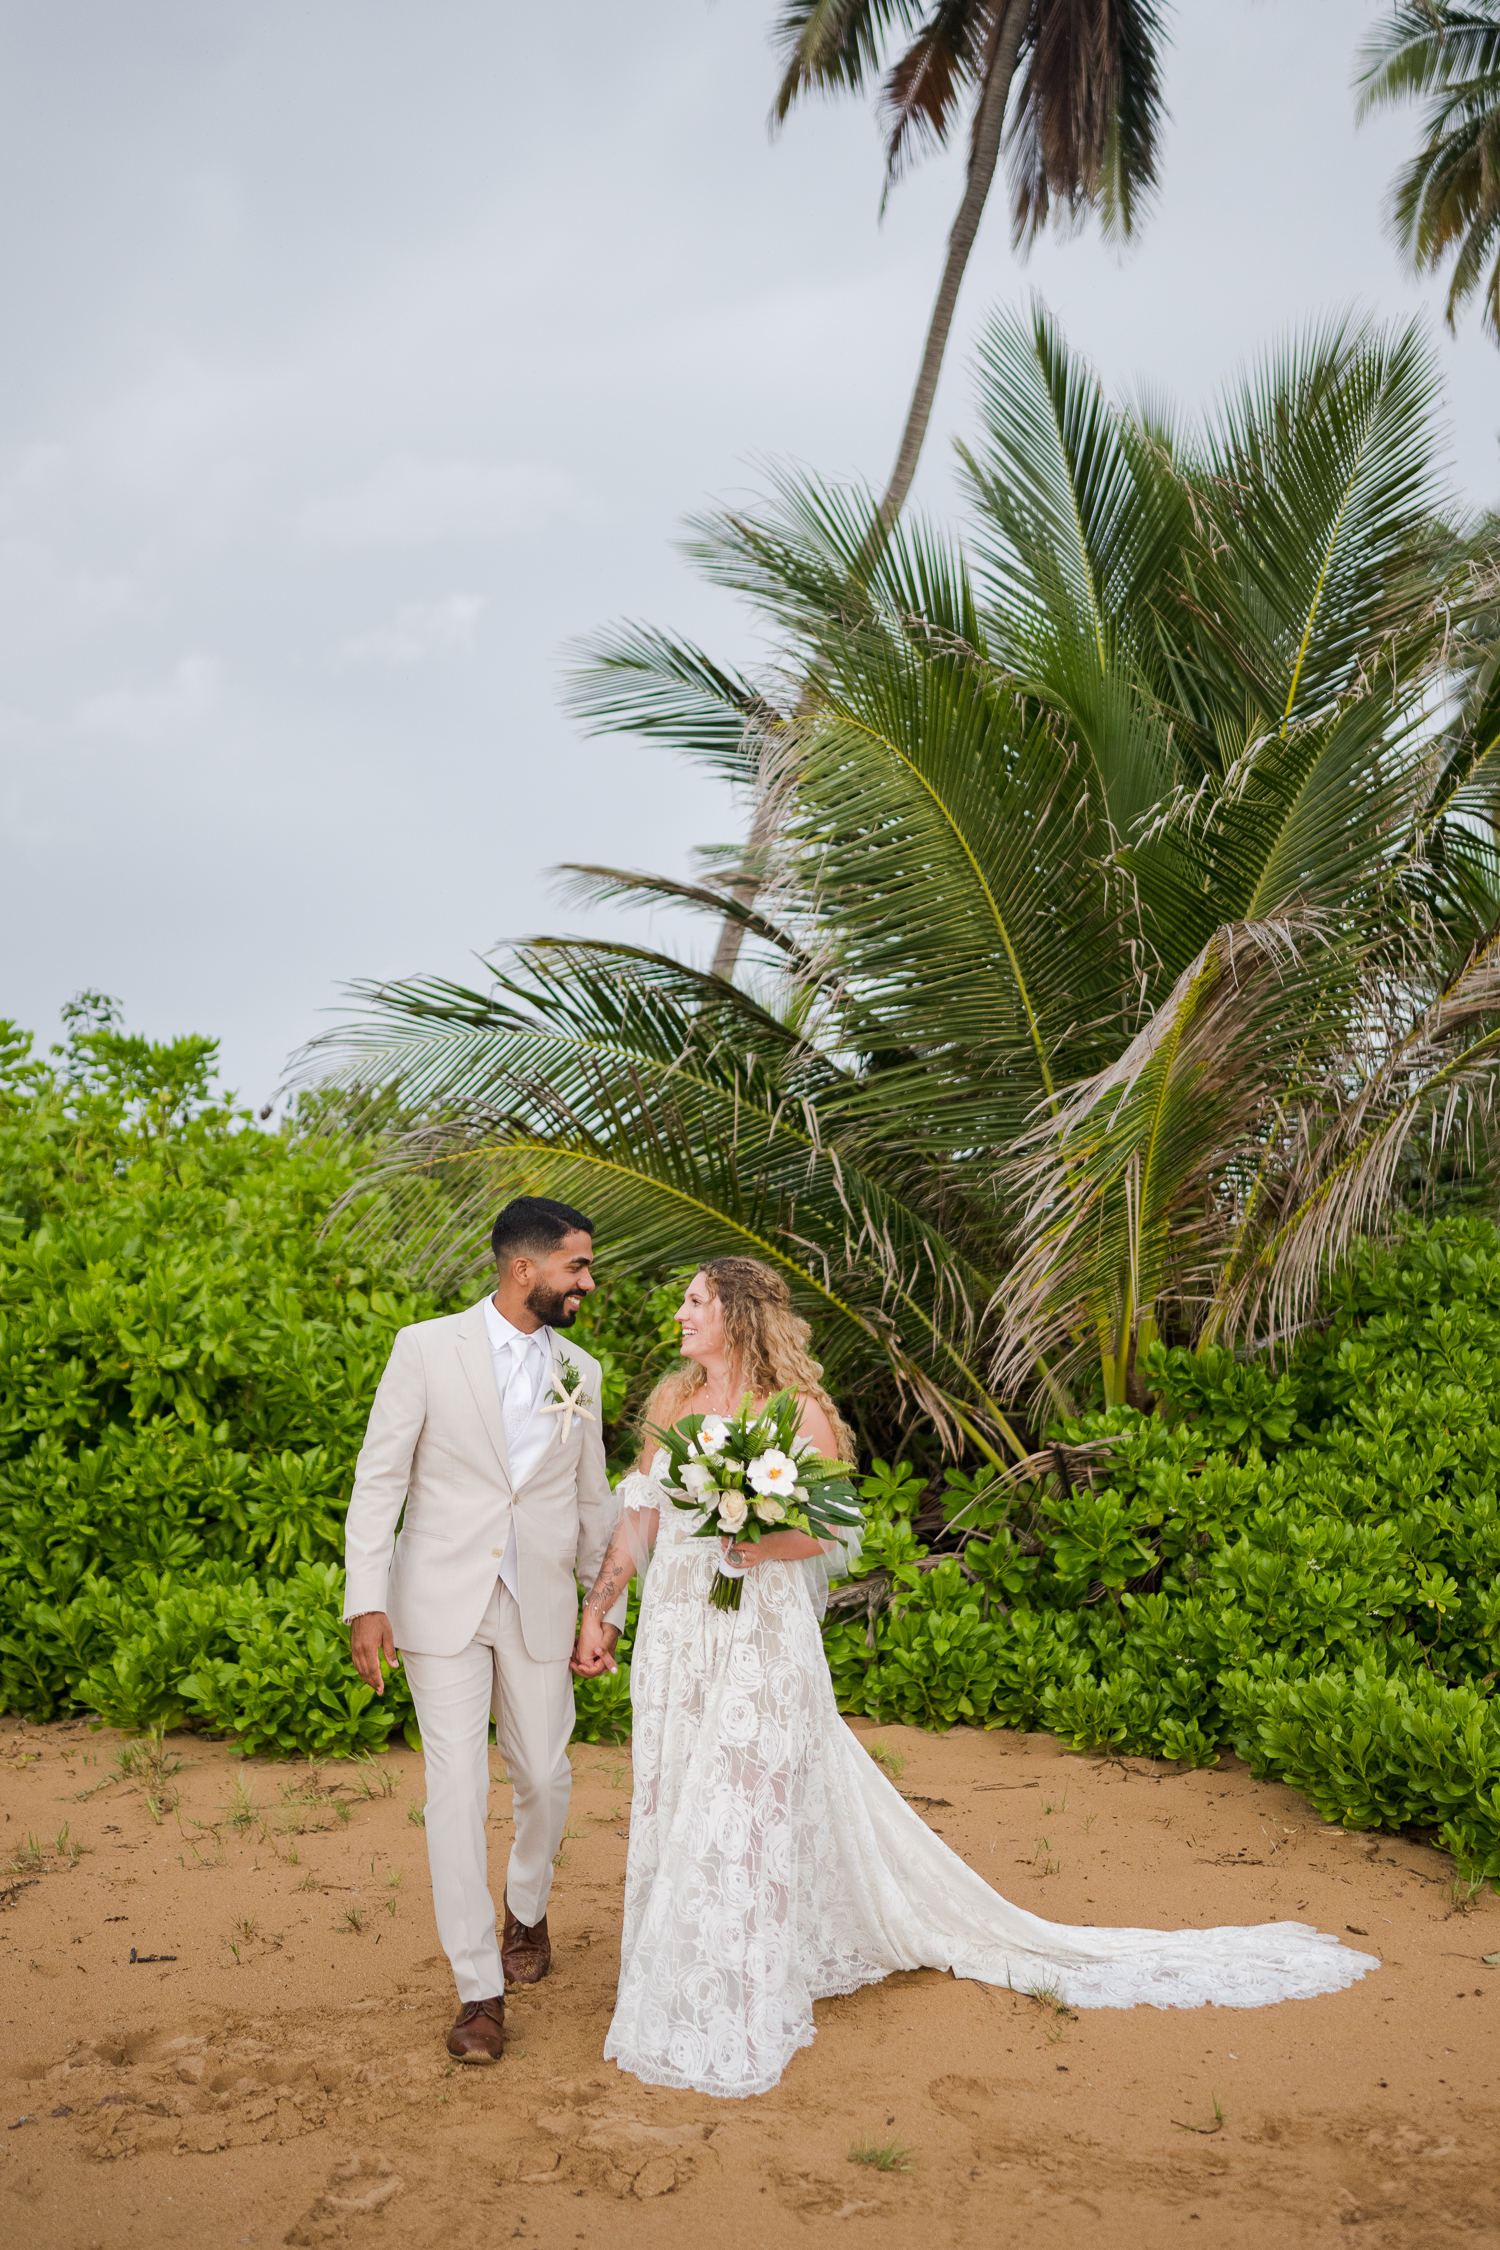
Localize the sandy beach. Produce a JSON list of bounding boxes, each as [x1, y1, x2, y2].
[[2, 1712, 1496, 2249]]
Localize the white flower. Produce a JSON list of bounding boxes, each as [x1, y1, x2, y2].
[[679, 1459, 712, 1496], [718, 1493, 749, 1532], [793, 1485, 809, 1502], [754, 1499, 785, 1525], [748, 1449, 798, 1497], [793, 1435, 818, 1457], [698, 1415, 730, 1455]]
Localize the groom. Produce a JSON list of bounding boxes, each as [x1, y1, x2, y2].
[[343, 1195, 626, 2063]]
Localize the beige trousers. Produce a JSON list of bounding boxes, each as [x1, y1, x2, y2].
[[401, 1581, 574, 2002]]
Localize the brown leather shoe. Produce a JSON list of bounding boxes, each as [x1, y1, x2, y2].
[[446, 1995, 505, 2063], [502, 1902, 551, 1985]]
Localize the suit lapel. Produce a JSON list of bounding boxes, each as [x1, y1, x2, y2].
[[456, 1304, 512, 1487]]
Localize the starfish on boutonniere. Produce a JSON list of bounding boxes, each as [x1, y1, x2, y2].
[[539, 1356, 596, 1443]]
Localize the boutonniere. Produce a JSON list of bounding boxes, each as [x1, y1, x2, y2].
[[539, 1356, 595, 1443]]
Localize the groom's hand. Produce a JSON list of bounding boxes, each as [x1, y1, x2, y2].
[[350, 1612, 399, 1695], [570, 1613, 620, 1677]]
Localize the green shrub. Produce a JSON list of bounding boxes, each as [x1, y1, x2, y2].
[[0, 1008, 662, 1756], [14, 999, 1500, 1860], [181, 1565, 412, 1760], [828, 1215, 1500, 1872]]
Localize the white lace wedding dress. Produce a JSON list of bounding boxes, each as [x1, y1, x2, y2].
[[601, 1460, 1377, 2100]]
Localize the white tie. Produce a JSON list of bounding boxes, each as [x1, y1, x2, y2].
[[502, 1336, 539, 1452]]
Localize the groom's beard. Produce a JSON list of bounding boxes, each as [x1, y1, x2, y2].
[[526, 1281, 580, 1329]]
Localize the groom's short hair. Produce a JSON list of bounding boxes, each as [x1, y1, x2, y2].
[[490, 1195, 593, 1266]]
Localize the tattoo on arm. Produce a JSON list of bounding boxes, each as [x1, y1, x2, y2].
[[584, 1544, 632, 1614]]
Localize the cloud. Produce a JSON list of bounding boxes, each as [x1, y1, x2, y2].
[[77, 654, 221, 740], [0, 441, 70, 527], [336, 593, 485, 667], [300, 455, 573, 545]]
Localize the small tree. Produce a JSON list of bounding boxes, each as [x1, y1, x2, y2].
[[322, 309, 1500, 1438]]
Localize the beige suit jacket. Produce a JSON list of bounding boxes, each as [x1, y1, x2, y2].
[[342, 1300, 626, 1661]]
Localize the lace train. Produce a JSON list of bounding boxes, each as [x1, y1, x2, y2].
[[603, 1472, 1377, 2099]]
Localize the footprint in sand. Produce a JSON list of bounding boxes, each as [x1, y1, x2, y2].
[[284, 2149, 404, 2245]]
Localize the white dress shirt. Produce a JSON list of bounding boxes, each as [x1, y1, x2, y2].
[[482, 1296, 550, 1600]]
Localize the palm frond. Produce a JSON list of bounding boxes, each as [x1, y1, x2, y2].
[[1005, 0, 1167, 247], [1213, 919, 1500, 1345], [961, 299, 1145, 656], [767, 605, 1132, 1126], [561, 621, 785, 790], [990, 917, 1323, 1400], [958, 302, 1198, 835], [1193, 316, 1450, 727], [551, 865, 811, 968], [770, 0, 928, 121], [1358, 4, 1500, 120], [880, 0, 988, 190], [303, 947, 1019, 1450], [1358, 6, 1500, 338]]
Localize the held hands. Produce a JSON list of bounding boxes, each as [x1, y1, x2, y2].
[[350, 1612, 400, 1695], [570, 1610, 621, 1677]]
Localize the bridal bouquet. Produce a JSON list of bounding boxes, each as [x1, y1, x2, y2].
[[649, 1388, 863, 1611]]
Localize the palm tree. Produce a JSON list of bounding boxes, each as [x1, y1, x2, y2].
[[311, 308, 1500, 1443], [1359, 3, 1500, 342], [771, 1, 1169, 530], [703, 2, 1168, 984]]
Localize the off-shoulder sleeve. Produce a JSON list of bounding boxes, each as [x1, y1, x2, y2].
[[612, 1465, 663, 1579]]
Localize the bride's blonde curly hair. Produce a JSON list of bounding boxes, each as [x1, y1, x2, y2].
[[645, 1256, 856, 1462]]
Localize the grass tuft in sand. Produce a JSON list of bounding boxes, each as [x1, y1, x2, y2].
[[849, 2135, 914, 2171]]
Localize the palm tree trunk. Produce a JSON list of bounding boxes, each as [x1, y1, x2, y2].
[[877, 0, 1029, 531], [708, 790, 778, 982]]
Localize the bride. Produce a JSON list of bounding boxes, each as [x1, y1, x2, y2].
[[570, 1256, 1376, 2100]]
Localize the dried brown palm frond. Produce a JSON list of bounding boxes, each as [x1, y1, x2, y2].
[[1211, 919, 1500, 1347], [987, 914, 1332, 1406], [1006, 0, 1167, 247], [989, 900, 1500, 1404], [879, 1, 995, 195]]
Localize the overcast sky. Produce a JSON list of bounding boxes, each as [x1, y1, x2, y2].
[[3, 1, 1496, 1108]]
